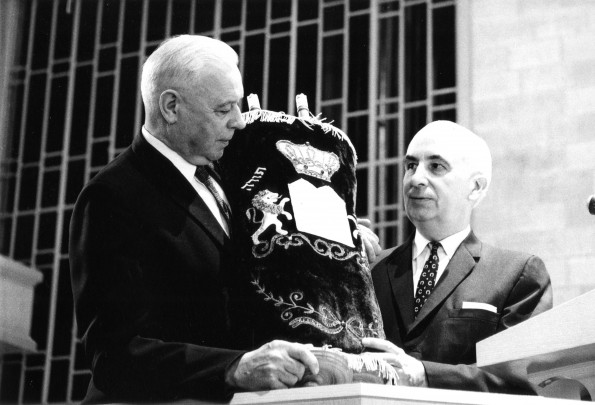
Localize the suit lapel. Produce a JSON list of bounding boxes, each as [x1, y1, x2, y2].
[[408, 231, 482, 332], [187, 195, 229, 246], [386, 235, 416, 328], [131, 133, 229, 247]]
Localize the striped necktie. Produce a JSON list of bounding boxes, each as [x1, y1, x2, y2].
[[195, 165, 232, 225]]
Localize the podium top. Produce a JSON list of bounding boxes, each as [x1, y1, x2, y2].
[[477, 289, 595, 370], [231, 383, 580, 405]]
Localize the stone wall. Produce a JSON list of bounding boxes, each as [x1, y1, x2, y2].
[[464, 0, 595, 305]]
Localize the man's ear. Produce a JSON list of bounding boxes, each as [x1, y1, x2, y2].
[[159, 89, 180, 124], [469, 175, 489, 205]]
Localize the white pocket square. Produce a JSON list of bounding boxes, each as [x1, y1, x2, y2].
[[462, 301, 497, 313]]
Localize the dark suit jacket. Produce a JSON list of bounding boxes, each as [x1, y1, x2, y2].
[[69, 133, 245, 403], [371, 231, 552, 393]]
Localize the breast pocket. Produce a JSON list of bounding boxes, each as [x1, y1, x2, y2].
[[422, 308, 501, 364], [450, 308, 500, 323]]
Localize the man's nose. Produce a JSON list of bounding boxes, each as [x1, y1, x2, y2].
[[409, 165, 428, 187], [229, 104, 246, 130]]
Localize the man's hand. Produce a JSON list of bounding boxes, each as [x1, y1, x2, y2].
[[226, 340, 319, 391], [357, 218, 382, 263], [362, 337, 427, 387]]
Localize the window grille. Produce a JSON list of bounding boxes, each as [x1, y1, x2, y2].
[[0, 0, 455, 402]]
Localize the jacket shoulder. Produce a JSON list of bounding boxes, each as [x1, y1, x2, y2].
[[85, 147, 138, 187], [476, 241, 551, 288], [479, 242, 541, 267], [371, 239, 411, 271]]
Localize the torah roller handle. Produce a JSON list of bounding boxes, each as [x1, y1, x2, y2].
[[247, 93, 310, 118]]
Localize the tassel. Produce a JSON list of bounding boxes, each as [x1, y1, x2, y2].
[[344, 352, 399, 386], [317, 346, 398, 386]]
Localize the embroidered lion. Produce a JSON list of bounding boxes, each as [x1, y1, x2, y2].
[[247, 190, 293, 244]]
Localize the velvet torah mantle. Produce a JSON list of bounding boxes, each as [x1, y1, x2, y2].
[[221, 105, 385, 354]]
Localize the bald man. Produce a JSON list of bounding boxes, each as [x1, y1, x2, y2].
[[364, 121, 552, 393], [70, 35, 319, 404]]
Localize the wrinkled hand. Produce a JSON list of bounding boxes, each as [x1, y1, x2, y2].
[[362, 337, 427, 387], [227, 340, 319, 391], [357, 218, 382, 263]]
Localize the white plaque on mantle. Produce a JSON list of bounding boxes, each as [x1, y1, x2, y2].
[[288, 178, 354, 247]]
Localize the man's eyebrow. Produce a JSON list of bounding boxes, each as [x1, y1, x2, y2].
[[404, 154, 450, 166], [215, 97, 243, 109], [427, 154, 447, 162], [214, 101, 233, 108], [427, 154, 452, 168]]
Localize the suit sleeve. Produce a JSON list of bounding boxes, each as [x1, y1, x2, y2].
[[422, 255, 553, 393], [69, 181, 244, 402]]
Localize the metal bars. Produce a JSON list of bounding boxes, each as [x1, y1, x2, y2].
[[0, 0, 455, 403]]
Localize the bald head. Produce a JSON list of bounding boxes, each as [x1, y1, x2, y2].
[[411, 120, 492, 194], [141, 35, 239, 125], [403, 120, 492, 240]]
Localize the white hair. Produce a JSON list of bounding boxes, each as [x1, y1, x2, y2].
[[140, 35, 239, 119]]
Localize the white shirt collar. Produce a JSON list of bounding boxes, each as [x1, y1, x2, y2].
[[413, 225, 471, 260], [142, 126, 201, 182], [141, 126, 230, 236]]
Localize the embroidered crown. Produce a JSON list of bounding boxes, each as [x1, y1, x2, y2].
[[276, 140, 340, 182]]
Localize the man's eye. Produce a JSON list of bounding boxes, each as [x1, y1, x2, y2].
[[430, 163, 446, 172], [405, 162, 417, 170], [216, 109, 230, 115]]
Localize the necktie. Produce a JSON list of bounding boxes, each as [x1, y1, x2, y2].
[[195, 165, 232, 225], [414, 241, 441, 317]]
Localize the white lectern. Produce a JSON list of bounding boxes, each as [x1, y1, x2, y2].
[[477, 289, 595, 401], [231, 383, 580, 405]]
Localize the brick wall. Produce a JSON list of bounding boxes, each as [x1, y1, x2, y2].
[[465, 0, 595, 305]]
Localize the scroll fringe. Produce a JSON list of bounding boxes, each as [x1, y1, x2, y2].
[[344, 352, 399, 386], [318, 346, 398, 386], [241, 109, 358, 162]]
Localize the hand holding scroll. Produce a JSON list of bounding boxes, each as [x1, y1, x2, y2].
[[362, 337, 427, 387]]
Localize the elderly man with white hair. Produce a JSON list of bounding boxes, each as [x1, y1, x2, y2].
[[365, 120, 552, 393], [69, 35, 321, 404]]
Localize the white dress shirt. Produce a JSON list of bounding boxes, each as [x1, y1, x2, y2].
[[412, 226, 471, 294], [142, 127, 230, 236]]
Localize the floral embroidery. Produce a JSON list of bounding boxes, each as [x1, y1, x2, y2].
[[251, 276, 382, 339]]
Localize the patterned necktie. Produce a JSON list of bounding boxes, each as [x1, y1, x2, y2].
[[195, 165, 232, 225], [414, 241, 441, 317]]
